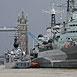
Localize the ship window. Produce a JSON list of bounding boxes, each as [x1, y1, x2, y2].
[[68, 31, 77, 33], [71, 31, 73, 33], [70, 25, 77, 26], [73, 25, 75, 26], [64, 28, 66, 31], [68, 38, 70, 39], [57, 36, 60, 38], [34, 53, 38, 58], [73, 31, 75, 33]]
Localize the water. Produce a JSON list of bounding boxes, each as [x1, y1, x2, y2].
[[0, 65, 77, 77]]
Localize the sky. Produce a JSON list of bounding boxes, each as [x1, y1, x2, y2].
[[0, 0, 67, 55]]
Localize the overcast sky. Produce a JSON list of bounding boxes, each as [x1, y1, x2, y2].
[[0, 0, 67, 55]]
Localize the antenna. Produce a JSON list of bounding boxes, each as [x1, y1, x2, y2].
[[42, 2, 64, 27], [42, 2, 56, 27], [67, 0, 75, 22]]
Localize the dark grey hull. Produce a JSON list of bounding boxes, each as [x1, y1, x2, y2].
[[32, 57, 77, 67], [32, 45, 77, 67], [62, 45, 77, 60]]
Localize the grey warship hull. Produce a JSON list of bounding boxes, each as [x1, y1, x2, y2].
[[32, 45, 77, 67], [32, 58, 77, 67]]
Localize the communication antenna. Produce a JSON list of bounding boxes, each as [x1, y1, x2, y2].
[[42, 3, 56, 27], [67, 0, 75, 22], [42, 2, 64, 27]]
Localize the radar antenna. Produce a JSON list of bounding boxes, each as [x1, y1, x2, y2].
[[42, 2, 63, 27]]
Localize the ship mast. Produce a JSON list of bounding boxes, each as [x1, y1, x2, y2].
[[42, 3, 56, 27], [67, 0, 74, 22], [50, 3, 56, 27]]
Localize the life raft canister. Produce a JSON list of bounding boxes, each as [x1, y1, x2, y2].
[[64, 45, 68, 48]]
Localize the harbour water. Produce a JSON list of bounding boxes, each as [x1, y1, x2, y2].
[[0, 65, 77, 77]]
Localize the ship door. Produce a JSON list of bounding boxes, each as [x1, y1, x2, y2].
[[34, 53, 38, 58]]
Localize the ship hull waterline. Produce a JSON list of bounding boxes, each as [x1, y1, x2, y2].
[[32, 46, 77, 67]]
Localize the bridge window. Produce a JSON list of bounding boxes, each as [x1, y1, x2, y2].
[[73, 25, 75, 26], [70, 24, 77, 26], [70, 31, 77, 33], [70, 25, 72, 26]]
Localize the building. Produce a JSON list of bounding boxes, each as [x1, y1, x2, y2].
[[17, 11, 29, 54]]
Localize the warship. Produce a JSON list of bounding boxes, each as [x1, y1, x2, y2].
[[31, 0, 77, 67]]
